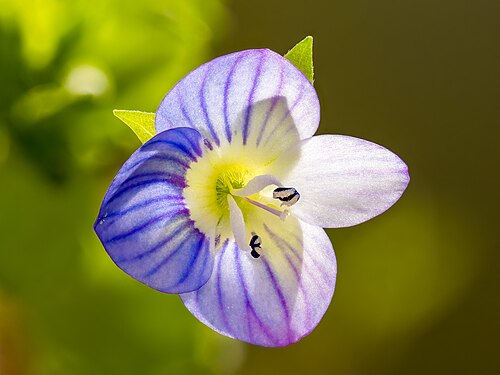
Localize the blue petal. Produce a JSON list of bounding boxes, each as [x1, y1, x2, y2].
[[180, 217, 337, 347], [156, 49, 320, 149], [94, 127, 214, 294]]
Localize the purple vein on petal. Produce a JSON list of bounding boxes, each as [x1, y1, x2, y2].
[[223, 53, 246, 143], [285, 233, 328, 286], [263, 227, 300, 278], [104, 179, 168, 205], [215, 240, 231, 332], [291, 231, 333, 291], [200, 62, 221, 146], [262, 80, 306, 147], [106, 180, 181, 206], [175, 236, 207, 285], [116, 223, 188, 262], [262, 228, 314, 325], [234, 244, 279, 346], [203, 138, 213, 151], [174, 128, 204, 158], [144, 227, 202, 278], [176, 88, 195, 129], [143, 139, 198, 161], [107, 209, 189, 243], [117, 172, 181, 185], [282, 251, 312, 328], [242, 52, 265, 145], [263, 224, 328, 299], [104, 195, 184, 220], [107, 176, 186, 205], [122, 155, 191, 174], [262, 257, 292, 343], [256, 61, 285, 147]]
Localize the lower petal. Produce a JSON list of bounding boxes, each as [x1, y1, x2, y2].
[[180, 217, 337, 347], [94, 127, 214, 294]]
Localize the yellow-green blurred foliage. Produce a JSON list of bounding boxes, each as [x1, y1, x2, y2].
[[0, 0, 498, 374]]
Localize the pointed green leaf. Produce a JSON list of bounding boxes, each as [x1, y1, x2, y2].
[[284, 36, 314, 84], [113, 110, 156, 143]]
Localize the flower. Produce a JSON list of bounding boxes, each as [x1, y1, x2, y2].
[[94, 48, 409, 347]]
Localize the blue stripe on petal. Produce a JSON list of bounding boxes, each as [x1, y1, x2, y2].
[[104, 195, 183, 221], [95, 127, 214, 294], [180, 217, 337, 347], [242, 52, 265, 145], [223, 54, 246, 142], [200, 62, 221, 146], [214, 240, 231, 331], [123, 155, 191, 174], [117, 224, 187, 263], [234, 246, 282, 345], [156, 49, 319, 149], [255, 62, 284, 146]]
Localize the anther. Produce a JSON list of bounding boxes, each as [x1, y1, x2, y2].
[[250, 249, 260, 258], [273, 187, 300, 207], [249, 233, 262, 259]]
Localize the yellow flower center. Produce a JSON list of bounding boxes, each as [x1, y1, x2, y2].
[[215, 165, 251, 211], [184, 141, 270, 239]]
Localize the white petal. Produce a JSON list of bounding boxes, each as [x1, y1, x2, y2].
[[272, 135, 410, 228]]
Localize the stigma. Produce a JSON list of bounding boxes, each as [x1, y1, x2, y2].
[[273, 187, 300, 206]]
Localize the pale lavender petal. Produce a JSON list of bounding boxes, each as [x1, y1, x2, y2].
[[94, 127, 214, 293], [180, 217, 337, 347], [271, 135, 410, 228], [156, 49, 319, 156]]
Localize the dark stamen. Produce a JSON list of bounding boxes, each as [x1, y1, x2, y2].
[[250, 234, 261, 248], [249, 234, 262, 259], [250, 249, 261, 258], [273, 187, 300, 206]]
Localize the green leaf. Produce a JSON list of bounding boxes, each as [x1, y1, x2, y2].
[[284, 36, 314, 84], [113, 110, 156, 143]]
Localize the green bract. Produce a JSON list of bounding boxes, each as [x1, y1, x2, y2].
[[284, 36, 314, 84], [113, 110, 156, 144]]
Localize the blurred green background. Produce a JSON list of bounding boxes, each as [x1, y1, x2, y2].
[[0, 0, 498, 374]]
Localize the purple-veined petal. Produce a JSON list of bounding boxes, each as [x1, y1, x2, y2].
[[272, 134, 410, 228], [156, 49, 319, 157], [94, 127, 214, 294], [180, 216, 337, 347]]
